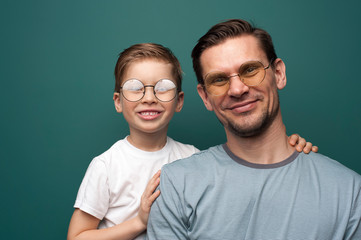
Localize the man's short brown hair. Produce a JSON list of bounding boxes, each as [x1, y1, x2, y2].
[[191, 19, 277, 85]]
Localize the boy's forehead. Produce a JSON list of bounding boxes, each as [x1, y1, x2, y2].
[[122, 58, 174, 81]]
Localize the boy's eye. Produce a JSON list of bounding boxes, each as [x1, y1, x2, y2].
[[155, 79, 176, 92], [122, 79, 144, 91]]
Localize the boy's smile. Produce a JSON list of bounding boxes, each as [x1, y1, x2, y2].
[[138, 110, 162, 120], [113, 59, 184, 136]]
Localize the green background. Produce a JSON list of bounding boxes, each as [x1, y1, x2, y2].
[[1, 0, 360, 239]]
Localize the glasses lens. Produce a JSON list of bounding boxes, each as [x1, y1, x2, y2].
[[203, 61, 268, 96], [204, 72, 230, 96], [122, 79, 144, 101], [239, 61, 265, 86], [154, 79, 177, 102]]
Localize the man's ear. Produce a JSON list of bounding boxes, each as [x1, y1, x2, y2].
[[175, 91, 184, 112], [113, 92, 122, 113], [197, 84, 214, 111], [273, 58, 287, 90]]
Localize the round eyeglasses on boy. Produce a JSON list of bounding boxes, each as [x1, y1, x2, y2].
[[203, 59, 274, 96], [120, 79, 178, 102]]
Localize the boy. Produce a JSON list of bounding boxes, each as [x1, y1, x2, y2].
[[67, 43, 315, 240]]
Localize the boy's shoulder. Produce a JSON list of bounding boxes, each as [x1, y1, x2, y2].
[[92, 138, 128, 162], [93, 137, 199, 165], [167, 137, 199, 154]]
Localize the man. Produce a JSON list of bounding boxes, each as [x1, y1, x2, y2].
[[146, 19, 361, 239]]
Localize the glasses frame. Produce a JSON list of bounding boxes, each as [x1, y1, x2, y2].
[[203, 58, 275, 96], [119, 79, 178, 102]]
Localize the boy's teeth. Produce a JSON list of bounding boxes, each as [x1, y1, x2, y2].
[[141, 112, 157, 116]]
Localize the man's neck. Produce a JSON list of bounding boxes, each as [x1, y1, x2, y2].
[[225, 114, 295, 164]]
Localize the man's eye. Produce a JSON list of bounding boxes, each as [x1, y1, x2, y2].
[[211, 77, 228, 85], [215, 77, 226, 82], [242, 66, 260, 76], [247, 67, 257, 73]]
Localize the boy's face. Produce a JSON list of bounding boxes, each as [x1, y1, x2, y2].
[[113, 59, 184, 136]]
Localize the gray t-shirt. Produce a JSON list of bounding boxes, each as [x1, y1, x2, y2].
[[147, 144, 361, 240]]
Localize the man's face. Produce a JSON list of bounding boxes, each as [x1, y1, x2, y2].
[[197, 35, 287, 138]]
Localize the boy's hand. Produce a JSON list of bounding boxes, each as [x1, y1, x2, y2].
[[137, 170, 161, 228], [289, 134, 318, 154]]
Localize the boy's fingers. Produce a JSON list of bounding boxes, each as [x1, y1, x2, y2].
[[302, 142, 312, 153], [143, 174, 160, 197], [296, 137, 306, 152], [152, 170, 161, 179], [147, 170, 161, 188], [148, 190, 161, 204], [141, 190, 161, 213], [289, 134, 299, 145], [298, 137, 306, 146], [149, 177, 160, 193], [312, 146, 319, 153]]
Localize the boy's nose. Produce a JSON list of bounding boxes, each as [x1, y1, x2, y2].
[[141, 87, 157, 103]]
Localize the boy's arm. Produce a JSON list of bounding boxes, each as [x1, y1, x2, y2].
[[67, 209, 145, 240], [67, 171, 161, 240]]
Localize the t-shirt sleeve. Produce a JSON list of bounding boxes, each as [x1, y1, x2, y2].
[[74, 157, 109, 220], [146, 166, 188, 240], [345, 185, 361, 239]]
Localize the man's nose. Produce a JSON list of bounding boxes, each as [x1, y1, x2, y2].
[[227, 75, 250, 97]]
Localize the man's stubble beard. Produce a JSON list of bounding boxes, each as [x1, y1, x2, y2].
[[220, 93, 280, 138]]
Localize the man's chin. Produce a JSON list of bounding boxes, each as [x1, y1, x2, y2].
[[225, 110, 274, 138], [227, 121, 265, 138]]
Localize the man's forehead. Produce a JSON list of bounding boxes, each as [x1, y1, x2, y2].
[[200, 35, 267, 72]]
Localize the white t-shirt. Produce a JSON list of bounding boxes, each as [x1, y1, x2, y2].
[[74, 136, 199, 240]]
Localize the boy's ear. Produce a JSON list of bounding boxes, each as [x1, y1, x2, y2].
[[113, 92, 122, 113], [175, 91, 184, 112], [197, 84, 213, 111]]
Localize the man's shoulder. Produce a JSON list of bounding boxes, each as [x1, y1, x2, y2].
[[159, 145, 225, 190], [299, 152, 361, 182], [162, 144, 224, 172]]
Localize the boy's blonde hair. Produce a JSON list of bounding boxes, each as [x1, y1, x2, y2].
[[114, 43, 182, 93]]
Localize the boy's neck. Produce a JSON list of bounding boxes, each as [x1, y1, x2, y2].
[[127, 130, 168, 152]]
